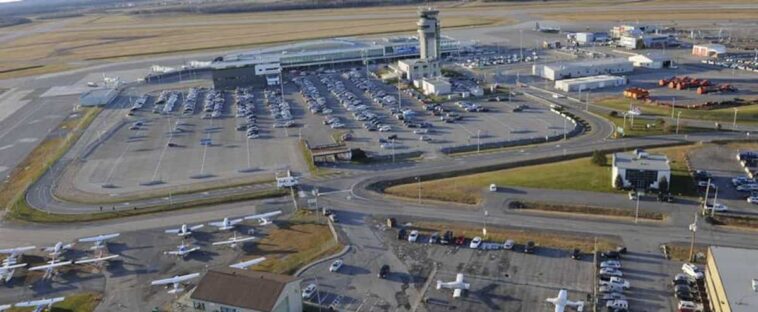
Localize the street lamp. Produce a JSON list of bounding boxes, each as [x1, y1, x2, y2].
[[688, 213, 698, 262], [634, 191, 640, 224], [733, 107, 739, 131]]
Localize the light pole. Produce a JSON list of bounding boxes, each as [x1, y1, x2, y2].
[[688, 213, 698, 262], [563, 117, 567, 141], [477, 129, 481, 153], [634, 191, 640, 224], [733, 107, 738, 131], [676, 111, 682, 134]]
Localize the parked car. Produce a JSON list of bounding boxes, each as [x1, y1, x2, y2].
[[571, 248, 582, 260], [599, 285, 624, 293], [489, 184, 497, 192], [406, 229, 421, 242], [682, 263, 704, 280], [524, 241, 535, 253], [428, 232, 439, 244], [605, 299, 628, 311], [397, 228, 407, 240], [441, 231, 453, 244], [503, 240, 515, 250], [601, 292, 627, 301], [599, 277, 630, 289], [469, 236, 482, 249], [747, 196, 758, 204], [602, 251, 621, 259], [454, 235, 466, 246], [378, 265, 390, 279], [657, 193, 675, 203], [302, 283, 317, 299], [599, 268, 623, 277], [601, 260, 622, 269], [329, 259, 344, 272]]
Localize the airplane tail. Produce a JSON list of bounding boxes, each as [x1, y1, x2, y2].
[[546, 296, 559, 304]]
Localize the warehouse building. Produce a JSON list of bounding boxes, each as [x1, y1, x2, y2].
[[693, 44, 727, 58], [705, 246, 758, 312], [554, 75, 627, 92], [532, 58, 634, 81], [418, 77, 451, 95], [190, 269, 302, 312], [628, 53, 673, 69], [618, 34, 672, 49], [612, 149, 670, 191], [573, 32, 609, 45]]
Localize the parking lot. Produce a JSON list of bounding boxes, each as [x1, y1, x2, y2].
[[72, 86, 306, 195], [290, 68, 570, 157], [688, 143, 758, 215]]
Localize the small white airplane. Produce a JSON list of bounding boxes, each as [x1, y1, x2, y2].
[[78, 233, 120, 250], [207, 217, 244, 231], [0, 304, 10, 311], [244, 210, 283, 226], [14, 297, 65, 312], [29, 259, 73, 280], [546, 289, 584, 312], [0, 262, 27, 284], [436, 273, 470, 298], [212, 233, 256, 249], [165, 224, 204, 237], [151, 272, 200, 294], [164, 242, 200, 258], [229, 257, 266, 269], [41, 242, 74, 258], [74, 254, 120, 265]]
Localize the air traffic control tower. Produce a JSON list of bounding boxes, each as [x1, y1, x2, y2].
[[417, 8, 441, 60]]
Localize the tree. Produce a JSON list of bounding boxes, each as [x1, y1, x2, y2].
[[658, 176, 669, 192], [591, 150, 607, 166], [614, 175, 625, 190]]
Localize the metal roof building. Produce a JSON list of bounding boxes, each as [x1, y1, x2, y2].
[[705, 246, 758, 312], [532, 58, 633, 81]]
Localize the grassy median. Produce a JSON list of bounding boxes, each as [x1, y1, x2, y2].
[[596, 97, 758, 126], [250, 212, 342, 274], [386, 145, 698, 204], [6, 292, 102, 312], [514, 201, 665, 221]]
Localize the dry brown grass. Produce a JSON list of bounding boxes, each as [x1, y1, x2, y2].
[[517, 201, 665, 221], [0, 11, 504, 76], [411, 221, 619, 252], [248, 213, 341, 274], [667, 242, 708, 264]]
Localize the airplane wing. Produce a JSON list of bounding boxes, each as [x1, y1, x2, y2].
[[14, 297, 66, 308], [189, 224, 204, 231], [212, 236, 256, 246], [229, 218, 244, 225], [1, 263, 27, 270], [151, 273, 200, 286], [29, 261, 73, 271], [164, 228, 181, 234], [79, 233, 120, 243], [75, 255, 119, 265], [0, 246, 35, 255], [244, 210, 282, 221], [208, 221, 225, 227], [229, 257, 266, 269]]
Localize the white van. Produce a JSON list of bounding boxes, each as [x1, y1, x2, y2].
[[682, 263, 704, 280]]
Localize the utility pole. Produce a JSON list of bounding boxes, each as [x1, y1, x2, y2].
[[477, 129, 481, 153], [703, 177, 712, 212], [634, 192, 640, 224], [711, 185, 719, 218], [733, 107, 738, 131], [688, 213, 698, 262]]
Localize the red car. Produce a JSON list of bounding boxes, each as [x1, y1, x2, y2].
[[454, 236, 466, 246]]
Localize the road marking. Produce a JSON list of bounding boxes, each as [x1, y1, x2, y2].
[[17, 137, 39, 143], [0, 144, 13, 151]]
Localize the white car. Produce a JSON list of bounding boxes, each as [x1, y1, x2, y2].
[[599, 276, 630, 289], [703, 203, 729, 212], [682, 263, 704, 280], [378, 125, 392, 132], [503, 239, 514, 250], [599, 268, 623, 277], [469, 236, 482, 249], [489, 184, 497, 192], [736, 183, 758, 192], [600, 260, 622, 269], [302, 283, 317, 299], [408, 230, 419, 242], [419, 135, 432, 142], [748, 196, 758, 204], [413, 129, 428, 134], [329, 259, 344, 272]]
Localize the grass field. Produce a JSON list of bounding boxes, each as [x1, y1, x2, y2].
[[7, 292, 102, 312], [411, 221, 619, 252], [0, 10, 505, 78], [386, 145, 697, 204], [515, 201, 665, 221], [540, 8, 758, 22], [596, 97, 758, 126], [250, 212, 341, 274]]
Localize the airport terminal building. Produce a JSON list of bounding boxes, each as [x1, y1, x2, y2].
[[209, 36, 464, 89]]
